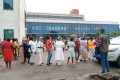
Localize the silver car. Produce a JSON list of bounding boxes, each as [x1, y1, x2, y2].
[[108, 36, 120, 67]]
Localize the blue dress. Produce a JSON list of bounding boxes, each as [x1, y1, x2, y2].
[[23, 43, 30, 58]]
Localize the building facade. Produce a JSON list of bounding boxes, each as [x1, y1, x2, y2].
[[0, 0, 26, 42], [26, 12, 119, 39], [0, 0, 119, 41]]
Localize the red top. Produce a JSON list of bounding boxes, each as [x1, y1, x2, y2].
[[46, 39, 53, 51], [74, 39, 80, 51], [3, 41, 14, 61]]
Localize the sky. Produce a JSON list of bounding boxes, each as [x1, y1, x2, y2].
[[25, 0, 120, 24]]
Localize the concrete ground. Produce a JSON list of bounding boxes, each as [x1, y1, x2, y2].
[[0, 52, 119, 80]]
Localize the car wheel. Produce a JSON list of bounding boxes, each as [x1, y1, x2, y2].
[[117, 56, 120, 68]]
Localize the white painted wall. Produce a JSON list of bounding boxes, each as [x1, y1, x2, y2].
[[0, 0, 25, 42]]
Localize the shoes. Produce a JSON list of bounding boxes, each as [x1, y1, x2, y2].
[[49, 63, 52, 64], [41, 63, 44, 64], [30, 63, 35, 66], [80, 60, 82, 61], [56, 63, 58, 65], [39, 64, 43, 66], [83, 60, 87, 62], [99, 71, 105, 73], [56, 63, 62, 66], [46, 63, 51, 66]]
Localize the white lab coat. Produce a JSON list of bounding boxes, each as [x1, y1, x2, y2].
[[55, 41, 65, 61]]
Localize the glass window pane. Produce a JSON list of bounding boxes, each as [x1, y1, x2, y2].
[[48, 26, 52, 30], [3, 0, 13, 10], [64, 26, 66, 31], [4, 29, 14, 39], [52, 26, 54, 30], [61, 26, 63, 30]]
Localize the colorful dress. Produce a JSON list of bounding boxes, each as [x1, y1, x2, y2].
[[67, 41, 75, 58], [3, 41, 14, 61]]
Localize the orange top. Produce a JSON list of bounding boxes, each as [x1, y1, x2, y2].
[[88, 40, 95, 49]]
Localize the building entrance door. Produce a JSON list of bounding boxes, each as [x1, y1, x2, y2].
[[4, 29, 14, 40]]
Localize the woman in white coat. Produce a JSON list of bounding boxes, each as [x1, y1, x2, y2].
[[55, 37, 65, 66], [36, 37, 44, 66]]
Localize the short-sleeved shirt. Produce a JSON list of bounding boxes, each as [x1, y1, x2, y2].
[[37, 41, 44, 48], [99, 34, 110, 52], [29, 40, 36, 53], [23, 43, 30, 52], [88, 40, 95, 49], [68, 41, 75, 50]]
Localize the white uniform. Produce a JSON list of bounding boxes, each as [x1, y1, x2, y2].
[[80, 40, 88, 60], [29, 40, 37, 63], [55, 41, 64, 64], [36, 41, 44, 65]]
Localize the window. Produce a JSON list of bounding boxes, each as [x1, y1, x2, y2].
[[64, 26, 66, 31], [4, 29, 14, 39], [61, 26, 63, 30], [48, 26, 52, 30], [52, 26, 54, 30], [3, 0, 13, 10]]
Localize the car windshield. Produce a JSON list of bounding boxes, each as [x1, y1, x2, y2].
[[110, 36, 120, 45]]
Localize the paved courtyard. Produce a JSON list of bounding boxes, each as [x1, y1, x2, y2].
[[0, 52, 119, 80]]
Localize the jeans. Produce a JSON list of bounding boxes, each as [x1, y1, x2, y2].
[[100, 52, 110, 73], [75, 52, 80, 61], [47, 51, 52, 64]]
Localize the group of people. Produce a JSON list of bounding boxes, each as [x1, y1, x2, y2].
[[0, 28, 110, 73]]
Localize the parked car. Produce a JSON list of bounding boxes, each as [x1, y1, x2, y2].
[[94, 36, 120, 67]]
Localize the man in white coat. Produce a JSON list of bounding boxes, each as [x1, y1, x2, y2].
[[55, 37, 65, 66], [36, 37, 44, 66]]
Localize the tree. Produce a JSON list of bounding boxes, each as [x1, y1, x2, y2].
[[95, 30, 100, 38], [110, 30, 120, 37]]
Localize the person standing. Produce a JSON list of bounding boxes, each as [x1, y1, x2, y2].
[[87, 37, 95, 60], [74, 38, 80, 62], [29, 37, 37, 65], [55, 37, 65, 66], [19, 39, 25, 63], [13, 39, 19, 60], [80, 37, 88, 61], [67, 38, 76, 64], [23, 39, 30, 64], [36, 37, 44, 66], [2, 38, 14, 69], [99, 29, 110, 73], [45, 36, 53, 66], [95, 38, 100, 54]]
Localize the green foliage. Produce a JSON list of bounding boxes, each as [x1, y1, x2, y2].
[[110, 30, 120, 37], [67, 32, 73, 38], [95, 30, 100, 38]]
